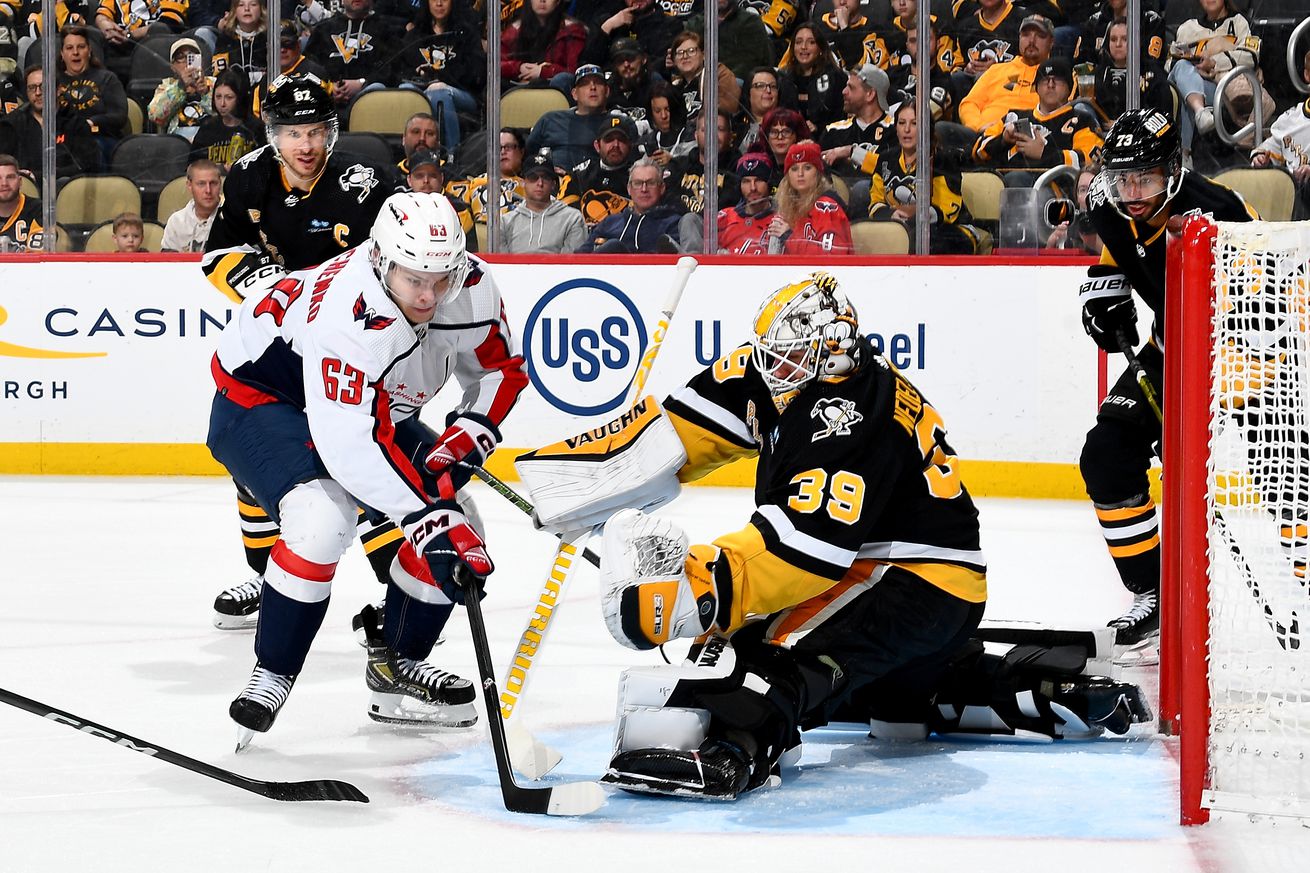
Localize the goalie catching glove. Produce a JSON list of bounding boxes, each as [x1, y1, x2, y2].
[[1079, 267, 1138, 353], [600, 508, 732, 650], [402, 498, 493, 603]]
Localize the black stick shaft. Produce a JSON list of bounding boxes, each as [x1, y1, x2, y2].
[[464, 463, 602, 568], [0, 687, 367, 803], [1116, 330, 1163, 423]]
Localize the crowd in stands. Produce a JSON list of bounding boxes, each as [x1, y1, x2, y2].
[[0, 0, 1307, 254]]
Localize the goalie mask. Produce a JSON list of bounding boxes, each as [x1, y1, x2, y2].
[[370, 192, 471, 315], [751, 272, 860, 409], [1099, 108, 1182, 221]]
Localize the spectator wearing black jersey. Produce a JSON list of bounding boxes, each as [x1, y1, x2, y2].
[[190, 68, 264, 169], [392, 0, 485, 153], [57, 24, 125, 165]]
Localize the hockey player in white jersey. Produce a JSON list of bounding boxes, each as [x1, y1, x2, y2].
[[206, 191, 528, 748]]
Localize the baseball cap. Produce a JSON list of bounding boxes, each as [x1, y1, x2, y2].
[[610, 38, 643, 61], [736, 153, 772, 182], [408, 148, 448, 173], [783, 140, 822, 174], [853, 63, 890, 108], [522, 149, 557, 179], [170, 37, 201, 60], [598, 112, 637, 142], [574, 64, 607, 85], [1019, 14, 1054, 37], [1035, 57, 1073, 89]]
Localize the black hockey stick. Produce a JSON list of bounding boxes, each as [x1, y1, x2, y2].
[[0, 687, 368, 803], [455, 563, 606, 816], [1116, 330, 1163, 421], [461, 462, 602, 568]]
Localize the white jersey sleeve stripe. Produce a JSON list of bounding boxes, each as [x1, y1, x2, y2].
[[669, 385, 757, 447]]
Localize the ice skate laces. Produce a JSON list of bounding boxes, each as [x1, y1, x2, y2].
[[396, 657, 466, 697], [219, 578, 262, 605], [238, 666, 294, 712], [1110, 591, 1157, 628]]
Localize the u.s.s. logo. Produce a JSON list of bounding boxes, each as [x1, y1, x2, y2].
[[522, 279, 649, 416]]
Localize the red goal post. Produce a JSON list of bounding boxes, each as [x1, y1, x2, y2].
[[1162, 216, 1310, 825]]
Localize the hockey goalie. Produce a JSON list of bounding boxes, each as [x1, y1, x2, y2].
[[519, 271, 1153, 800]]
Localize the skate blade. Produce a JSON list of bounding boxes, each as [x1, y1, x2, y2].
[[1113, 638, 1160, 668], [213, 612, 259, 631], [234, 725, 256, 753], [366, 692, 477, 728]]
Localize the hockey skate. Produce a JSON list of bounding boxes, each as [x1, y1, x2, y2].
[[364, 644, 476, 728], [213, 575, 262, 631], [603, 738, 775, 801], [229, 664, 296, 751], [1108, 590, 1159, 666], [1048, 674, 1153, 737]]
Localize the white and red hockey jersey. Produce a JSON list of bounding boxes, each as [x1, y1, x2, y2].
[[212, 243, 527, 521]]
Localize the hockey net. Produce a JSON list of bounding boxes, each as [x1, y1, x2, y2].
[[1162, 217, 1310, 825]]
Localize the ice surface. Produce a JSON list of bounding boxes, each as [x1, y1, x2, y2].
[[1, 477, 1306, 872]]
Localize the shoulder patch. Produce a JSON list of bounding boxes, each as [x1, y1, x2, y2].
[[338, 164, 379, 204], [810, 397, 863, 442], [352, 294, 396, 331]]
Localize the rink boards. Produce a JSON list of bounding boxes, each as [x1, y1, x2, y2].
[[0, 255, 1110, 497]]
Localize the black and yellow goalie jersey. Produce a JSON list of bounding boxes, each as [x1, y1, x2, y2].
[[202, 145, 395, 302], [663, 339, 986, 632]]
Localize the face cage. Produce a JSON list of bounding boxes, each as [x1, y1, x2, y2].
[[1105, 160, 1183, 221], [371, 242, 471, 313], [751, 335, 822, 398], [266, 118, 340, 167]]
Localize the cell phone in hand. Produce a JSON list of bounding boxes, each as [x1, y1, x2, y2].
[[1012, 119, 1033, 139], [187, 53, 202, 72]]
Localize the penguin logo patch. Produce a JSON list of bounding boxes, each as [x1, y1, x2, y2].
[[810, 397, 863, 442]]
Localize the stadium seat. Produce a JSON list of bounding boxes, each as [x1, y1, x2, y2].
[[55, 175, 142, 225], [501, 87, 569, 130], [56, 175, 143, 250], [1212, 167, 1296, 222], [850, 220, 910, 255], [961, 170, 1004, 227], [125, 98, 145, 136], [83, 220, 166, 253], [111, 134, 193, 218], [54, 223, 74, 252], [21, 176, 38, 200], [337, 132, 396, 167], [829, 174, 851, 205], [156, 176, 191, 224], [474, 221, 488, 251], [347, 89, 432, 136]]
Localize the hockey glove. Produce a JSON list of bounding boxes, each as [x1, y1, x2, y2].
[[600, 509, 727, 650], [402, 499, 494, 604], [1079, 269, 1137, 353], [423, 414, 499, 491]]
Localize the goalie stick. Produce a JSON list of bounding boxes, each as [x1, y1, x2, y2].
[[455, 564, 606, 816], [0, 687, 367, 803], [500, 256, 698, 781], [1119, 336, 1302, 651]]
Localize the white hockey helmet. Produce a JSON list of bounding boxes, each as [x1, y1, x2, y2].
[[751, 271, 860, 407], [369, 192, 471, 307]]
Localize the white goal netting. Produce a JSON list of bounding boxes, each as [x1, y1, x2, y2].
[[1204, 221, 1310, 819]]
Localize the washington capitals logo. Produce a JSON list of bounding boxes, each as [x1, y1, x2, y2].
[[353, 294, 395, 331], [810, 398, 863, 442]]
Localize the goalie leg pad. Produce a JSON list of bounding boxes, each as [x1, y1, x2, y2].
[[929, 641, 1152, 739]]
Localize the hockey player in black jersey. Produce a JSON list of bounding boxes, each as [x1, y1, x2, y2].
[[1078, 108, 1257, 656], [564, 272, 1148, 800], [202, 72, 400, 636], [202, 72, 394, 304]]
